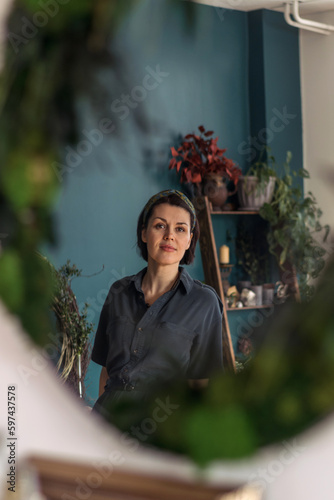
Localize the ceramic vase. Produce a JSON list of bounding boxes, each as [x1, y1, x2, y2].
[[203, 174, 229, 211]]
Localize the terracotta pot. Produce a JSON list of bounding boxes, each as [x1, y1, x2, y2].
[[237, 176, 276, 210], [203, 174, 229, 211]]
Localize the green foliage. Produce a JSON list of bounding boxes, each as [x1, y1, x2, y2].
[[0, 245, 56, 344], [184, 405, 257, 464], [0, 250, 24, 310], [259, 152, 330, 298]]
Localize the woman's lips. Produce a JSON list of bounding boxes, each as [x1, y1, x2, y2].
[[160, 245, 176, 252]]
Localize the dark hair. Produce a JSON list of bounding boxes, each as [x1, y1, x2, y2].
[[136, 193, 200, 265]]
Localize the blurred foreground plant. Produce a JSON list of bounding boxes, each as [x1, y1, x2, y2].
[[107, 255, 334, 465], [0, 0, 138, 344]]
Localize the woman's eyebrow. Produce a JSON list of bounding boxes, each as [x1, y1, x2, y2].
[[153, 217, 167, 222], [153, 217, 189, 226]]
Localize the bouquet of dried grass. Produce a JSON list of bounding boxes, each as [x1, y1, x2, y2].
[[51, 260, 95, 400]]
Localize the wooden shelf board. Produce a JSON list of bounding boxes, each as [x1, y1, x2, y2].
[[227, 305, 272, 311]]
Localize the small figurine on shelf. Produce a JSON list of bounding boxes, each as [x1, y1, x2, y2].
[[276, 281, 289, 303], [226, 286, 239, 308], [240, 288, 257, 307]]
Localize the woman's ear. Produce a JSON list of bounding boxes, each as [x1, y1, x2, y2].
[[141, 226, 147, 243], [186, 232, 193, 250]]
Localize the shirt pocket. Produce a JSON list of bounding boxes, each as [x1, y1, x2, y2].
[[141, 321, 196, 375], [158, 321, 195, 341]]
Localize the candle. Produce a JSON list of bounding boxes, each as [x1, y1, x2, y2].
[[219, 245, 229, 264]]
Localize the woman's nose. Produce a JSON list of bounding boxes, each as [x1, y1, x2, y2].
[[164, 227, 174, 239]]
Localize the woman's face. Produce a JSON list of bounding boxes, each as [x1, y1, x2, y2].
[[141, 203, 193, 267]]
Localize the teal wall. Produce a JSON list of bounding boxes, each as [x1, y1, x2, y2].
[[263, 9, 303, 176], [245, 10, 303, 185], [47, 2, 303, 405]]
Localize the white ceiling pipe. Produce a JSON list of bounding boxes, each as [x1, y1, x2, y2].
[[284, 3, 331, 34], [292, 0, 334, 31]]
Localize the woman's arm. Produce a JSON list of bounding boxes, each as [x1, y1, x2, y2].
[[187, 289, 224, 380], [188, 379, 209, 389], [99, 367, 108, 397]]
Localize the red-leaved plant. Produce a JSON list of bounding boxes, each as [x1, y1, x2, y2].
[[169, 125, 241, 191]]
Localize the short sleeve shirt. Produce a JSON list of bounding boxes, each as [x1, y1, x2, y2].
[[91, 267, 223, 392]]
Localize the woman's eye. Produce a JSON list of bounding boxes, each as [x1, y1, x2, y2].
[[176, 227, 185, 232], [155, 223, 165, 229]]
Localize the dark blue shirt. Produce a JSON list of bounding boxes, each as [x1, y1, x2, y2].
[[91, 267, 223, 393]]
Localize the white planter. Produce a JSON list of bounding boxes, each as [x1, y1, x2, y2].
[[250, 285, 263, 306], [237, 176, 276, 210]]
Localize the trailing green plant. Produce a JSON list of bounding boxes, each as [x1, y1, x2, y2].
[[259, 151, 330, 299]]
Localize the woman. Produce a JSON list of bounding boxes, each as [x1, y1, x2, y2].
[[92, 189, 223, 416]]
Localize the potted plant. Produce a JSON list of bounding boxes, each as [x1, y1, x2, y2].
[[238, 149, 277, 211], [259, 151, 330, 299], [169, 125, 242, 210]]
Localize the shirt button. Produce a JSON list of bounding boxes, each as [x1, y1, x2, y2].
[[133, 349, 138, 354], [138, 327, 143, 332]]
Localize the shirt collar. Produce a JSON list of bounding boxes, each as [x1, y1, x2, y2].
[[178, 267, 194, 294], [130, 266, 194, 294], [129, 267, 145, 292]]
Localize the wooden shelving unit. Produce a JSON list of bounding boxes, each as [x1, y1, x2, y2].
[[210, 210, 259, 215], [196, 196, 299, 373], [227, 305, 271, 312]]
